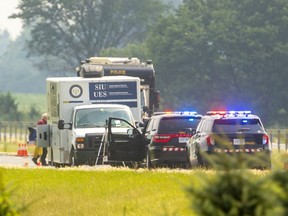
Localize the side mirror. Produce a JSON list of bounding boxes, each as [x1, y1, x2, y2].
[[58, 119, 65, 130], [191, 128, 196, 135], [143, 105, 149, 113], [127, 128, 134, 136], [185, 128, 196, 135], [136, 122, 145, 128]]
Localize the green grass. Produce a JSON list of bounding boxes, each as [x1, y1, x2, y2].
[[2, 168, 194, 216], [0, 151, 287, 216]]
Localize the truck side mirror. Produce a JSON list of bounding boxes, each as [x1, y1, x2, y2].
[[143, 106, 149, 113], [127, 128, 134, 136], [136, 122, 145, 128], [58, 120, 65, 130]]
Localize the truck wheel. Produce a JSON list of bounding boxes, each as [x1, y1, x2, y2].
[[70, 149, 78, 166], [49, 148, 54, 166]]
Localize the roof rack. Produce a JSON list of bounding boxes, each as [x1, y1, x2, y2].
[[86, 57, 141, 65]]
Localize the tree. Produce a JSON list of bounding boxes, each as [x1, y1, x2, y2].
[[146, 0, 288, 126], [10, 0, 167, 72], [0, 92, 21, 121]]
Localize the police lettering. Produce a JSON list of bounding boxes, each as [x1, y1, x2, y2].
[[110, 70, 126, 75]]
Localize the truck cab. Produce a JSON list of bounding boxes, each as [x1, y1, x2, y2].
[[57, 104, 136, 166]]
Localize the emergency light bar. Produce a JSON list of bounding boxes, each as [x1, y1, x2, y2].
[[206, 111, 252, 116], [153, 111, 198, 116], [173, 111, 198, 115]]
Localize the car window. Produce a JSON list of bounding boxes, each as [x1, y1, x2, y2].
[[158, 116, 201, 134], [212, 119, 264, 133]]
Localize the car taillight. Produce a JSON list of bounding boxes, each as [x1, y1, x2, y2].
[[153, 134, 172, 143], [262, 134, 269, 145], [206, 135, 215, 146]]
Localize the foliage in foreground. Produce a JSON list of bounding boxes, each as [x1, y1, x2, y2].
[[0, 172, 26, 216], [186, 153, 288, 216]]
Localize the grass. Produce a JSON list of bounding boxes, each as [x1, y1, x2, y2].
[[0, 151, 288, 216], [2, 168, 194, 216]]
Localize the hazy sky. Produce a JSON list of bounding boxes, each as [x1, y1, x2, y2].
[[0, 0, 22, 40]]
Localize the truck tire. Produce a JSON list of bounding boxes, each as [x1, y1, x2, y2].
[[69, 149, 78, 166], [49, 148, 54, 166]]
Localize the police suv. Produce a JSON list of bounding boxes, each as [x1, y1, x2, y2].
[[186, 111, 272, 169], [143, 111, 202, 168]]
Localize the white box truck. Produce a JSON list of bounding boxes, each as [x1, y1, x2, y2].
[[37, 74, 142, 167]]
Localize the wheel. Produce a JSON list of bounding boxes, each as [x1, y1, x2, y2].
[[184, 157, 191, 169], [69, 149, 78, 166], [195, 147, 205, 167], [49, 148, 54, 166]]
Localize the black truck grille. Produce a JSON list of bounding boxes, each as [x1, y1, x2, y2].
[[85, 133, 103, 149]]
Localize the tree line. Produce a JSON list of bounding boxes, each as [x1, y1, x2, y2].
[[2, 0, 288, 127], [0, 92, 40, 122]]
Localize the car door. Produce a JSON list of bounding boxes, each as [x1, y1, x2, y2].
[[107, 117, 145, 162]]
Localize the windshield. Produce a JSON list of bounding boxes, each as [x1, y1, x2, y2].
[[75, 107, 133, 128], [212, 119, 264, 133], [158, 116, 201, 134]]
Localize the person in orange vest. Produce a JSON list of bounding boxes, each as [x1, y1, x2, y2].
[[32, 113, 48, 166]]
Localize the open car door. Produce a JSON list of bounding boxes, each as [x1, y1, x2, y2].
[[106, 117, 145, 163]]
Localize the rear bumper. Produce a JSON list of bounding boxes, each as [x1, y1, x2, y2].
[[202, 149, 271, 169], [149, 146, 188, 166]]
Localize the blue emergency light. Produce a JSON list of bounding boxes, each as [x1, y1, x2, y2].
[[207, 111, 252, 116]]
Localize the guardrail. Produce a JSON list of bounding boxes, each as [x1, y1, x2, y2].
[[267, 129, 288, 152], [0, 122, 287, 152], [0, 122, 35, 144]]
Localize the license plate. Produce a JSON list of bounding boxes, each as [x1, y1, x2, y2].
[[233, 139, 245, 145], [179, 137, 190, 143]]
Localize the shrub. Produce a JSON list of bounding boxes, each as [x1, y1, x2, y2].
[[0, 172, 26, 215], [186, 154, 281, 216]]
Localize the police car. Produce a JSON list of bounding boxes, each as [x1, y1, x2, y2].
[[186, 111, 272, 169], [143, 111, 202, 168]]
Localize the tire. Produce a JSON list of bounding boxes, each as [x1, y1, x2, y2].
[[184, 157, 191, 169], [69, 149, 78, 166], [196, 147, 205, 167], [49, 148, 54, 166]]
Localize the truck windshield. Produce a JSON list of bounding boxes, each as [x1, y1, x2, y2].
[[75, 107, 133, 128]]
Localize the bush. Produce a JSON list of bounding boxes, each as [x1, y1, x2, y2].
[[0, 172, 26, 215], [186, 154, 282, 216]]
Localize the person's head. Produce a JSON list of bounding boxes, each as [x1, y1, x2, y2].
[[42, 113, 48, 121]]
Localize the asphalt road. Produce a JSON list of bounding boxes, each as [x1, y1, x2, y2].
[[0, 143, 286, 168], [0, 153, 114, 170], [0, 153, 38, 168]]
